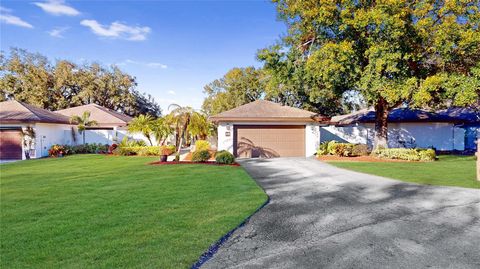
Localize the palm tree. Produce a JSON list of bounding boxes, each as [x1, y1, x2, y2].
[[152, 117, 174, 146], [127, 114, 155, 146], [70, 111, 98, 145], [168, 104, 211, 153]]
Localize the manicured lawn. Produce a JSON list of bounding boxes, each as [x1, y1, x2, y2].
[[328, 155, 480, 189], [0, 155, 267, 268]]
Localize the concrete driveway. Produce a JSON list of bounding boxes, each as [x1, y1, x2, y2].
[[203, 158, 480, 269]]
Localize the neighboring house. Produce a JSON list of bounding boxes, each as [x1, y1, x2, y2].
[[56, 104, 133, 145], [0, 101, 143, 161], [323, 107, 480, 151], [210, 100, 325, 158], [0, 100, 74, 160]]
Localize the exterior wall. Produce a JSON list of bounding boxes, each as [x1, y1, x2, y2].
[[321, 122, 465, 151], [34, 123, 74, 157], [217, 122, 234, 154], [217, 121, 320, 157], [305, 123, 320, 157]]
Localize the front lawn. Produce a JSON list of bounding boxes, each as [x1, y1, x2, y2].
[[0, 155, 267, 268], [327, 155, 480, 189]]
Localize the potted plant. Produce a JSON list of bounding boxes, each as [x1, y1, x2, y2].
[[160, 146, 173, 162]]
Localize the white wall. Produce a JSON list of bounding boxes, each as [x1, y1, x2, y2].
[[217, 122, 319, 157], [305, 123, 320, 157], [217, 122, 234, 154], [321, 122, 464, 151], [35, 123, 74, 157]]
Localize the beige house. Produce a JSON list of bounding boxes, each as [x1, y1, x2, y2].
[[210, 100, 325, 158]]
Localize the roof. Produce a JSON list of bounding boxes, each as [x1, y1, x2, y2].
[[209, 100, 318, 122], [0, 100, 71, 124], [56, 104, 132, 126], [331, 107, 480, 125]]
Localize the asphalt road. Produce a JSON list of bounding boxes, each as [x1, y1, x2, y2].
[[203, 158, 480, 269]]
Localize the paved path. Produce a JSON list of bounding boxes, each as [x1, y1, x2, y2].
[[203, 158, 480, 269]]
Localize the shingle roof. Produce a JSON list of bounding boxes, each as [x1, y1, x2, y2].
[[209, 100, 317, 122], [56, 104, 132, 126], [0, 100, 71, 124], [331, 107, 480, 125]]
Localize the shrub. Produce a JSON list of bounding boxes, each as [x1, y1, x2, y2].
[[191, 149, 211, 162], [327, 141, 338, 155], [119, 137, 147, 148], [352, 144, 369, 156], [318, 141, 369, 157], [48, 144, 66, 157], [316, 141, 329, 156], [215, 150, 235, 164], [373, 148, 436, 161], [114, 145, 175, 156], [195, 140, 210, 151]]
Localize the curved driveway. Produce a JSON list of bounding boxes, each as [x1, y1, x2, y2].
[[203, 158, 480, 269]]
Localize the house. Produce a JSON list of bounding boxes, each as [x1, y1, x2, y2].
[[0, 101, 140, 161], [0, 100, 74, 160], [323, 107, 480, 152], [56, 104, 133, 145], [210, 100, 324, 157]]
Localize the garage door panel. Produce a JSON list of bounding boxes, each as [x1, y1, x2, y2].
[[0, 130, 23, 160], [234, 125, 305, 158]]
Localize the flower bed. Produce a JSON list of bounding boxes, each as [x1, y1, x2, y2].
[[149, 161, 240, 166]]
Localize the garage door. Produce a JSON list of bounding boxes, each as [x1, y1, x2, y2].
[[0, 130, 23, 160], [234, 125, 305, 158]]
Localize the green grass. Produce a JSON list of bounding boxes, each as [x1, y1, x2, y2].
[[0, 155, 267, 268], [328, 155, 480, 189]]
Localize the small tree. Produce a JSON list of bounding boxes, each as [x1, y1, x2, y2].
[[70, 111, 97, 145], [127, 114, 155, 146], [168, 104, 211, 153]]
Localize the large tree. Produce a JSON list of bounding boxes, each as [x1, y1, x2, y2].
[[202, 67, 265, 116], [267, 0, 480, 147], [0, 48, 162, 117]]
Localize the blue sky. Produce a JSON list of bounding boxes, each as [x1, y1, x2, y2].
[[0, 0, 285, 111]]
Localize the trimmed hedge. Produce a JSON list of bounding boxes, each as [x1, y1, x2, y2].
[[215, 150, 235, 164], [195, 140, 210, 151], [49, 143, 109, 157], [114, 145, 176, 156], [372, 148, 436, 161], [317, 141, 369, 157], [192, 150, 211, 162]]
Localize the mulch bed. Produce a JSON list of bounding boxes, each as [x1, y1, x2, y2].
[[149, 161, 240, 166], [317, 155, 416, 163]]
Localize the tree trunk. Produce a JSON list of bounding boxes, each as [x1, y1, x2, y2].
[[374, 97, 389, 149], [83, 131, 86, 145]]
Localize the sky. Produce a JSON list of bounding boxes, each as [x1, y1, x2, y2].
[[0, 0, 286, 111]]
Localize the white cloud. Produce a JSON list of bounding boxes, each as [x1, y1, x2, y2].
[[116, 59, 167, 69], [147, 62, 167, 69], [168, 90, 176, 95], [34, 0, 80, 16], [80, 20, 150, 41], [0, 6, 33, 28], [48, 26, 69, 38]]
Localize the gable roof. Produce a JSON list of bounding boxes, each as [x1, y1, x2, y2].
[[0, 100, 71, 124], [331, 107, 480, 125], [209, 100, 318, 122], [56, 104, 132, 126]]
